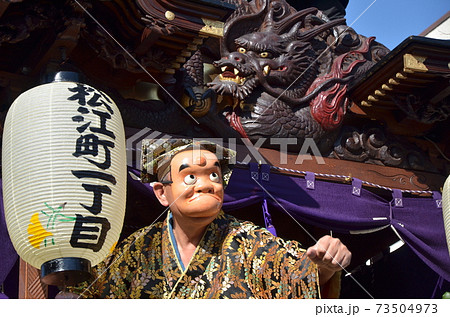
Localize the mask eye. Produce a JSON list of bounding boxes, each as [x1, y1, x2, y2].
[[183, 174, 197, 185], [259, 52, 271, 58], [237, 47, 246, 54], [209, 172, 220, 183]]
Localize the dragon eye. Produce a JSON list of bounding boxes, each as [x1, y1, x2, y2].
[[183, 174, 197, 185], [260, 52, 271, 58], [209, 172, 220, 183], [237, 47, 247, 54]]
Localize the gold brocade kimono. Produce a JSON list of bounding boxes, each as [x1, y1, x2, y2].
[[73, 211, 320, 299]]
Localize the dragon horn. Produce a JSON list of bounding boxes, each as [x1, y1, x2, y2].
[[275, 7, 319, 33], [280, 21, 302, 42], [297, 18, 346, 42], [221, 0, 268, 56]]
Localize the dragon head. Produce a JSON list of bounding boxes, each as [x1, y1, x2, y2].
[[205, 0, 388, 146], [210, 30, 317, 100], [209, 1, 344, 103]]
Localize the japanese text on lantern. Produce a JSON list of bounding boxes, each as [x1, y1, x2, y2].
[[68, 84, 114, 252]]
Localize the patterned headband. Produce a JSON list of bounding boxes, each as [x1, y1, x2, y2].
[[141, 139, 237, 186]]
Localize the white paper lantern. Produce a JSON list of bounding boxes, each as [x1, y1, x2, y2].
[[2, 72, 127, 286], [443, 175, 450, 257]]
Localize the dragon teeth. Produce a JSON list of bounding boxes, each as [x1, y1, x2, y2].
[[218, 67, 246, 85], [220, 66, 239, 75], [263, 65, 270, 75], [218, 75, 246, 85]]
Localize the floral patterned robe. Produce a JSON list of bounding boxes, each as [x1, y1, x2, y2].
[[72, 211, 320, 299]]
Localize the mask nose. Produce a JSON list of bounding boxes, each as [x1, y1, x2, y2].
[[194, 177, 214, 194]]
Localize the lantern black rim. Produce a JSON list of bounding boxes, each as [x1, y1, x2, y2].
[[41, 257, 92, 287], [44, 71, 82, 84]]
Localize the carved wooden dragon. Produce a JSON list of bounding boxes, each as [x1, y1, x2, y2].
[[202, 0, 389, 153], [113, 0, 392, 155], [85, 0, 443, 173]]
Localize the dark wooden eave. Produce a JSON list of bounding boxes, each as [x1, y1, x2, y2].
[[349, 36, 450, 136], [350, 36, 450, 108], [135, 0, 235, 74]]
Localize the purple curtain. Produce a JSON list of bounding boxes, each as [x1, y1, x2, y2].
[[390, 193, 448, 285], [223, 164, 450, 282], [126, 164, 449, 282], [1, 163, 449, 290], [0, 182, 18, 286]]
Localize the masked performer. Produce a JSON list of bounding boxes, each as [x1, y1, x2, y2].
[[68, 140, 351, 299]]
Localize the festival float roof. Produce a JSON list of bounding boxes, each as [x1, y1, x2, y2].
[[0, 0, 449, 298]]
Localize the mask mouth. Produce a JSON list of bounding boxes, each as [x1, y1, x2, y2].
[[188, 193, 221, 203]]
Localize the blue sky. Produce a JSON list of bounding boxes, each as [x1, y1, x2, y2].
[[345, 0, 449, 50]]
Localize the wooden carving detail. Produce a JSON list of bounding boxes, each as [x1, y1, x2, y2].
[[392, 93, 450, 124], [332, 125, 439, 173], [106, 1, 447, 174], [0, 1, 67, 45], [365, 170, 431, 191], [19, 259, 47, 299], [81, 23, 174, 73], [0, 0, 446, 175], [136, 0, 234, 34]]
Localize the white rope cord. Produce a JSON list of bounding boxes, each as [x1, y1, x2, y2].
[[235, 162, 436, 195]]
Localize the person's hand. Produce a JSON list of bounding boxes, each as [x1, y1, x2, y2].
[[306, 235, 351, 284]]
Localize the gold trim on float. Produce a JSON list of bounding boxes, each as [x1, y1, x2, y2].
[[368, 95, 379, 102], [360, 101, 372, 107], [180, 86, 212, 117], [403, 53, 428, 73], [165, 11, 175, 21], [388, 78, 400, 85], [396, 72, 407, 80], [200, 18, 224, 37]]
